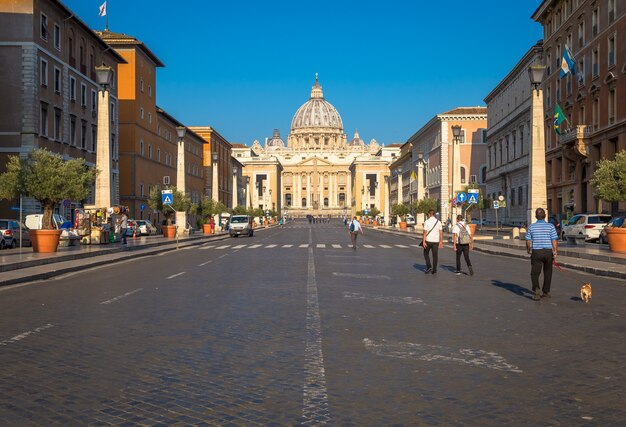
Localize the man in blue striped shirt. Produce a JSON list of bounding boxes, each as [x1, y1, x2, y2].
[[525, 208, 559, 301]]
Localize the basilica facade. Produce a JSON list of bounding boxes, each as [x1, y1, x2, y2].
[[232, 77, 398, 218]]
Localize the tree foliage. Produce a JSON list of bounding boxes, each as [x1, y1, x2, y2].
[[148, 186, 192, 225], [0, 149, 96, 229], [368, 206, 380, 218], [414, 198, 439, 214], [592, 150, 626, 202], [391, 203, 410, 220]]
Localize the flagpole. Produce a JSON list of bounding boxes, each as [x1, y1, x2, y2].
[[106, 2, 109, 31]]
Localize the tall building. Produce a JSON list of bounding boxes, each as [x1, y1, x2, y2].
[[97, 30, 205, 222], [533, 0, 626, 215], [233, 76, 396, 218], [402, 108, 488, 223], [484, 42, 544, 226], [0, 0, 124, 219]]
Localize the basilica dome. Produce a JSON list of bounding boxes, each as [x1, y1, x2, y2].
[[266, 129, 285, 149], [290, 76, 344, 132]]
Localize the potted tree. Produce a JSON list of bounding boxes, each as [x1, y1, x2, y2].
[[591, 151, 626, 253], [0, 149, 97, 253], [415, 197, 439, 230], [148, 186, 191, 238], [369, 206, 381, 226], [198, 197, 216, 234], [391, 203, 410, 229]]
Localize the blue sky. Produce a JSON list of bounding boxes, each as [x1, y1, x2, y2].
[[65, 0, 542, 146]]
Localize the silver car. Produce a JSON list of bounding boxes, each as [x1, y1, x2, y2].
[[0, 219, 32, 249], [136, 220, 157, 235]]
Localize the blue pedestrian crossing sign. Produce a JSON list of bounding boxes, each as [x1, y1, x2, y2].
[[456, 192, 467, 203], [467, 193, 478, 204], [161, 190, 173, 205]]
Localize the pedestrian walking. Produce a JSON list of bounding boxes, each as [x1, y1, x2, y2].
[[525, 207, 558, 301], [117, 211, 128, 245], [348, 216, 363, 249], [422, 209, 443, 274], [452, 215, 474, 275]]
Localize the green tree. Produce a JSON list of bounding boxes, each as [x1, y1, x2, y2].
[[232, 205, 248, 215], [0, 149, 97, 229], [592, 150, 626, 204], [391, 203, 410, 221], [414, 198, 439, 215], [369, 206, 380, 218], [148, 186, 192, 225]]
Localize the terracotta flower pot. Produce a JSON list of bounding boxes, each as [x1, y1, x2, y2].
[[399, 222, 408, 229], [202, 224, 213, 235], [468, 223, 477, 236], [162, 225, 177, 238], [30, 229, 62, 253], [606, 227, 626, 253]]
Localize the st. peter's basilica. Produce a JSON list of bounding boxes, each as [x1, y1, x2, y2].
[[233, 76, 399, 218]]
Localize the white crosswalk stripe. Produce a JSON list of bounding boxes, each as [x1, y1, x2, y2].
[[198, 245, 214, 250], [233, 244, 246, 249], [379, 245, 392, 248], [332, 244, 342, 248], [299, 244, 309, 248], [282, 244, 293, 248], [395, 244, 409, 248], [196, 243, 419, 250], [248, 244, 262, 248], [215, 245, 231, 249], [266, 244, 277, 248], [316, 244, 326, 248], [363, 244, 375, 248]]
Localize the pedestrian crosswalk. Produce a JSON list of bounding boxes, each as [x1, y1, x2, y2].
[[198, 243, 421, 250]]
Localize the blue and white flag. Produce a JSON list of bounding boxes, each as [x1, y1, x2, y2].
[[559, 45, 576, 79], [99, 1, 107, 17]]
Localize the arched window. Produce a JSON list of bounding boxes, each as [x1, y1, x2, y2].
[[460, 167, 466, 184], [302, 198, 307, 207]]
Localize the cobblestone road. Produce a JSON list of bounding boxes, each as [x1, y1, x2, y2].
[[0, 222, 624, 425]]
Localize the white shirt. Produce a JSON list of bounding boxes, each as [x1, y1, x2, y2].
[[350, 219, 362, 233], [452, 221, 471, 243], [423, 217, 442, 243]]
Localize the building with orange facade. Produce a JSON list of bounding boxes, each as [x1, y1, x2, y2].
[[97, 30, 205, 224], [0, 0, 124, 219], [533, 0, 626, 216]]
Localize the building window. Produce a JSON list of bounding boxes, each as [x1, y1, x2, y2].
[[460, 167, 466, 184], [592, 7, 599, 36], [592, 98, 599, 130], [53, 24, 61, 50], [578, 57, 585, 85], [285, 194, 292, 207], [140, 139, 144, 156], [518, 187, 523, 206], [91, 125, 96, 151], [148, 112, 152, 124], [40, 103, 49, 137], [608, 0, 616, 22], [40, 13, 48, 40], [54, 67, 61, 93], [302, 198, 307, 207], [80, 83, 87, 106], [81, 120, 87, 149], [148, 85, 152, 97], [157, 147, 161, 161], [54, 108, 61, 140], [480, 166, 486, 183], [608, 89, 616, 124], [140, 78, 144, 92], [579, 104, 585, 124], [110, 102, 115, 123], [40, 58, 48, 86], [608, 35, 615, 67], [546, 52, 552, 75], [519, 126, 524, 155], [69, 76, 76, 100], [91, 89, 97, 112], [578, 21, 585, 49], [148, 144, 152, 159], [140, 183, 144, 197], [324, 198, 329, 207], [511, 188, 515, 206], [140, 108, 144, 119], [70, 115, 77, 145]]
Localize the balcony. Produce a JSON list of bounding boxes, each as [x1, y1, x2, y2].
[[558, 124, 592, 157]]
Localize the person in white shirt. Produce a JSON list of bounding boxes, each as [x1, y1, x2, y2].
[[452, 215, 474, 276], [422, 209, 443, 274], [348, 216, 363, 249]]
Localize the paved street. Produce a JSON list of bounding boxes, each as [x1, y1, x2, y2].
[[0, 221, 625, 426]]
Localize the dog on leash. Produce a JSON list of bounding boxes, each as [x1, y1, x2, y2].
[[580, 283, 592, 303]]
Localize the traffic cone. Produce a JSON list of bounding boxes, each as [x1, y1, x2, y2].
[[132, 229, 136, 239]]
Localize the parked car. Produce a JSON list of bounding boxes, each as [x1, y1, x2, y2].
[[135, 220, 156, 236], [405, 215, 416, 226], [0, 219, 32, 249], [25, 213, 68, 230], [561, 214, 612, 242], [229, 215, 254, 238], [599, 216, 625, 244], [471, 218, 487, 226], [125, 219, 139, 236]]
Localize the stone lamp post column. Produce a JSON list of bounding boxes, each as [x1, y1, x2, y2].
[[451, 125, 462, 223], [383, 176, 390, 226], [232, 166, 238, 208], [175, 126, 187, 232], [94, 65, 114, 208], [528, 65, 548, 225]]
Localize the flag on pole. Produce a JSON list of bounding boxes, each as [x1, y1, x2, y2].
[[554, 103, 567, 135], [559, 45, 576, 79], [410, 170, 417, 181], [99, 1, 107, 17]]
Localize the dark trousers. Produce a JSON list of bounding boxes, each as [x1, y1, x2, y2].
[[530, 249, 553, 293], [120, 228, 127, 244], [455, 244, 471, 271], [423, 242, 439, 271], [350, 232, 358, 248]]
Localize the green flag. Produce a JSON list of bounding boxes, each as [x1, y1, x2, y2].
[[554, 103, 567, 135]]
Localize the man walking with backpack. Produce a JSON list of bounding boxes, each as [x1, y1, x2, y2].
[[348, 216, 363, 249], [453, 215, 474, 275]]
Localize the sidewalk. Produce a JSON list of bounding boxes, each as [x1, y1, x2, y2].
[[0, 229, 246, 287], [370, 225, 626, 280]]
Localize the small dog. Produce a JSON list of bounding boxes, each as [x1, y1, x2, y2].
[[580, 283, 592, 303]]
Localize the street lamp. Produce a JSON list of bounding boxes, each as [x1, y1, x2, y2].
[[451, 125, 462, 223], [396, 167, 403, 206], [211, 152, 219, 202], [175, 126, 187, 232], [94, 64, 114, 208], [527, 64, 548, 225], [232, 165, 238, 208], [244, 176, 250, 208]]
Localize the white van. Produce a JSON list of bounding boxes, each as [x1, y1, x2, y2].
[[229, 215, 253, 238], [25, 213, 67, 230]]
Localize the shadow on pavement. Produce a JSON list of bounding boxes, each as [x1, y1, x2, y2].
[[491, 280, 535, 300], [412, 263, 429, 273]]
